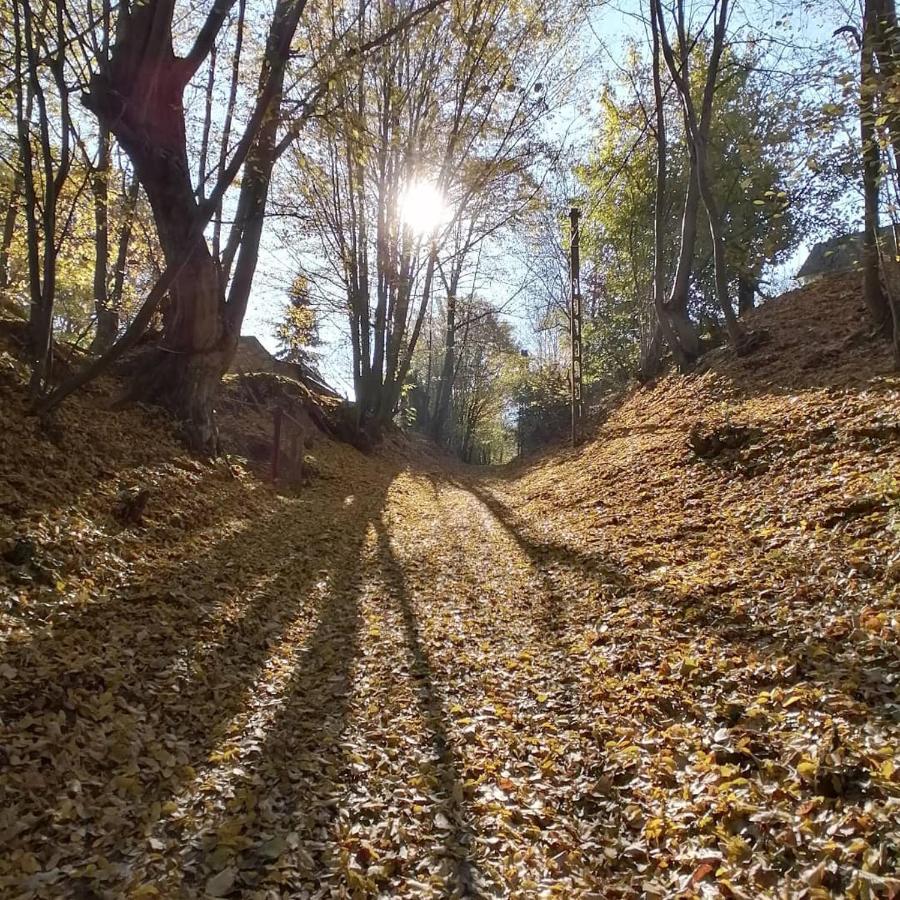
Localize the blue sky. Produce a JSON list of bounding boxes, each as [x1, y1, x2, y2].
[[238, 0, 859, 394]]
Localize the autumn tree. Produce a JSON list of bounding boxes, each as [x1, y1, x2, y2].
[[579, 34, 809, 384], [26, 0, 446, 453], [282, 0, 578, 432], [275, 274, 321, 368]]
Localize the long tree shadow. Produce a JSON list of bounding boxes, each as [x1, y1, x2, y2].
[[459, 478, 900, 733], [459, 480, 632, 632], [163, 482, 482, 896], [372, 517, 482, 898], [170, 513, 372, 896], [0, 462, 398, 896]]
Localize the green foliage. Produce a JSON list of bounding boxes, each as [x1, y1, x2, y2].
[[275, 275, 321, 368], [408, 299, 524, 463], [511, 363, 570, 454], [575, 40, 817, 385]]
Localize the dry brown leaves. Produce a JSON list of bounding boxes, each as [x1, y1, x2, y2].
[[1, 278, 899, 898]]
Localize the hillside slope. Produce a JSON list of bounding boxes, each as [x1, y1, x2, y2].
[[476, 273, 900, 893], [0, 276, 898, 899]]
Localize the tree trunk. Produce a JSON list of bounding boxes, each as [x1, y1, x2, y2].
[[860, 7, 892, 331], [431, 278, 458, 441], [0, 170, 22, 293], [665, 162, 702, 362], [89, 126, 115, 353], [105, 175, 141, 338], [639, 320, 665, 383], [737, 272, 757, 315], [83, 12, 229, 452], [695, 147, 745, 347], [649, 0, 696, 373]]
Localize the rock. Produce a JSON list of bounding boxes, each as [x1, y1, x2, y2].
[[2, 536, 36, 566], [688, 422, 764, 458]]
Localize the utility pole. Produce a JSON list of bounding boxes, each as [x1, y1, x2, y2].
[[569, 207, 583, 446]]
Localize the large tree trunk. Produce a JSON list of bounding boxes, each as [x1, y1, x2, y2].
[[649, 0, 696, 373], [83, 8, 230, 452], [655, 0, 746, 353]]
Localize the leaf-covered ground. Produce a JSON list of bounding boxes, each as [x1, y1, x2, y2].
[[1, 277, 899, 898]]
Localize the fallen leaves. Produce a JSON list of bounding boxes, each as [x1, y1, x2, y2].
[[1, 279, 900, 896]]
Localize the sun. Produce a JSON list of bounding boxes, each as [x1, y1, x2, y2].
[[398, 180, 451, 237]]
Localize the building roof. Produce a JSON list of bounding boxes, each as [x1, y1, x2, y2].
[[232, 335, 340, 399], [797, 226, 896, 279]]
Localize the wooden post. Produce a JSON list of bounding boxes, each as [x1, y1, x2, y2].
[[569, 207, 583, 446], [271, 407, 283, 481]]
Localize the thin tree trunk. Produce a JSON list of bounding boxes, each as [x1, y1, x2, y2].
[[0, 168, 23, 293], [867, 0, 900, 355], [108, 175, 141, 322], [89, 126, 115, 352], [859, 9, 886, 329], [695, 143, 744, 346], [666, 161, 702, 359], [649, 0, 693, 374], [737, 272, 757, 315], [431, 270, 459, 440]]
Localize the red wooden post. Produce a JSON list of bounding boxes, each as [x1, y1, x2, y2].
[[271, 407, 283, 481]]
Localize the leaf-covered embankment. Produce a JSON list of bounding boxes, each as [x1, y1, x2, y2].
[[1, 275, 899, 897]]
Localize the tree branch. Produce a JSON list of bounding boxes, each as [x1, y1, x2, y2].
[[182, 0, 238, 82]]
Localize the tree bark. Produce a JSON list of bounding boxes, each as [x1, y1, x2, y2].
[[89, 125, 115, 353], [666, 161, 702, 361], [737, 272, 757, 315], [656, 0, 746, 351], [431, 271, 459, 440], [866, 0, 900, 357], [82, 2, 233, 451], [857, 12, 891, 331], [649, 0, 695, 373], [0, 169, 22, 293]]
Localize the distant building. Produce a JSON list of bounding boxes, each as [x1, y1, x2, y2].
[[230, 335, 340, 398], [797, 226, 896, 284]]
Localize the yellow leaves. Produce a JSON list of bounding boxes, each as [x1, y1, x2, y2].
[[719, 833, 752, 864], [208, 744, 242, 764], [16, 852, 41, 875], [216, 819, 246, 848], [111, 773, 141, 797], [1, 284, 899, 900], [643, 817, 666, 841]]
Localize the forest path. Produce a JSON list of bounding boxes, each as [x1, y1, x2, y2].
[[3, 449, 899, 898], [2, 463, 628, 898]]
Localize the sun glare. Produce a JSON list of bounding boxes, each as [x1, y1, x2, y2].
[[398, 180, 451, 237]]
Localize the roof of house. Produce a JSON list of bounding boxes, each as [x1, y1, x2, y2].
[[797, 232, 864, 279], [797, 226, 897, 279], [232, 335, 341, 399]]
